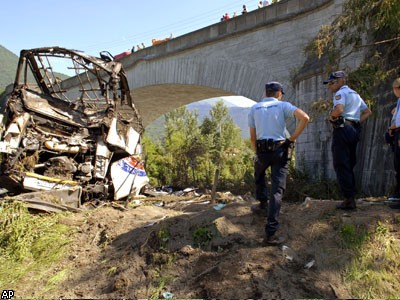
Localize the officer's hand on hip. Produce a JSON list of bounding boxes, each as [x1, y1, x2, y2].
[[284, 138, 294, 148]]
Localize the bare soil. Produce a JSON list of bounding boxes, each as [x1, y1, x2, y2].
[[17, 193, 400, 299]]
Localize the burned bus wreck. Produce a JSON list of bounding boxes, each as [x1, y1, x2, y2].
[[0, 47, 149, 210]]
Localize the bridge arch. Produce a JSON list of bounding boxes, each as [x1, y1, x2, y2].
[[119, 0, 336, 126], [127, 58, 274, 127]]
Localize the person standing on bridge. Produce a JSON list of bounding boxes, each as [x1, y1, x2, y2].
[[323, 71, 372, 210], [248, 82, 309, 245]]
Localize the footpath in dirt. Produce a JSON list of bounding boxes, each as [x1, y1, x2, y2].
[[17, 193, 400, 299]]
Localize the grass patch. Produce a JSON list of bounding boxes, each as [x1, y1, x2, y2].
[[339, 224, 369, 250], [344, 221, 400, 299], [107, 266, 118, 276], [158, 227, 170, 252], [0, 201, 74, 291], [149, 275, 171, 300], [147, 227, 175, 299], [44, 268, 69, 292], [192, 226, 215, 248]]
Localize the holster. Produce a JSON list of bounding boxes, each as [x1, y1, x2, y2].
[[256, 139, 283, 153], [329, 116, 345, 129]]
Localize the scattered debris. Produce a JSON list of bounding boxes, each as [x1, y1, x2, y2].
[[144, 216, 167, 228], [302, 197, 312, 208], [304, 259, 315, 269], [213, 203, 226, 211], [143, 186, 200, 197], [162, 291, 174, 299], [282, 245, 297, 261], [9, 187, 83, 212]]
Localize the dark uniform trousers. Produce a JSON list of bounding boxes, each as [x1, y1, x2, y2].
[[393, 130, 400, 194], [331, 123, 361, 199], [254, 145, 288, 237]]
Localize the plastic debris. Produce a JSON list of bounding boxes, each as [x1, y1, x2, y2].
[[174, 190, 185, 196], [304, 259, 315, 269], [162, 291, 174, 299], [302, 197, 312, 208], [213, 203, 226, 211], [144, 216, 167, 227], [281, 245, 296, 261], [132, 199, 141, 205]]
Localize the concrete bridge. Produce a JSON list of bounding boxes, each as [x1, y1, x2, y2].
[[120, 0, 340, 128]]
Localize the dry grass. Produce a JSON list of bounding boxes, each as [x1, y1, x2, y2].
[[0, 200, 74, 294]]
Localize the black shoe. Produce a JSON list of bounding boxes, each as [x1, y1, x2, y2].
[[387, 194, 400, 208], [251, 203, 268, 216], [388, 195, 400, 201], [262, 234, 286, 246], [336, 198, 356, 210]]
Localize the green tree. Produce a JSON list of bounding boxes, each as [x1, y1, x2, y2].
[[144, 101, 254, 194], [163, 106, 205, 187], [142, 135, 170, 186], [199, 101, 245, 198]]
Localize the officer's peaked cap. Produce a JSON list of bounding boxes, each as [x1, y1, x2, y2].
[[265, 81, 285, 94], [323, 71, 346, 84]]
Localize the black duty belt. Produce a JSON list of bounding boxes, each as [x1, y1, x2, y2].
[[344, 119, 360, 127], [256, 139, 285, 153]]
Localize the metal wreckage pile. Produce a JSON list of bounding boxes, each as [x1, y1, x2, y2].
[[0, 47, 150, 212]]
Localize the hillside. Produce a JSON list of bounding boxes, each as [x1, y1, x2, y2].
[[0, 45, 18, 92], [2, 194, 400, 299]]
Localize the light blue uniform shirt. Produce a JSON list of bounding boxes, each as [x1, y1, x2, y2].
[[333, 85, 368, 121], [248, 97, 297, 141], [391, 98, 400, 127]]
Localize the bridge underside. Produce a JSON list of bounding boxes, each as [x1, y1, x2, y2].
[[132, 84, 236, 128]]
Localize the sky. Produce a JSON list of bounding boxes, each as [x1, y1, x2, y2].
[[1, 0, 265, 58], [205, 96, 256, 107]]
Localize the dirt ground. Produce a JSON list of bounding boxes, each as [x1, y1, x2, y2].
[[17, 192, 400, 299]]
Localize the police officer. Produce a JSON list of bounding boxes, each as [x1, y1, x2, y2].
[[323, 71, 372, 209], [387, 78, 400, 201], [248, 81, 309, 245]]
